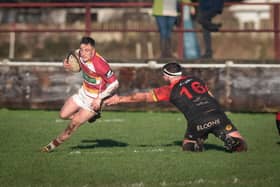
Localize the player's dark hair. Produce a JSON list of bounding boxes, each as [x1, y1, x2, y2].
[[80, 36, 95, 47], [162, 62, 182, 76]]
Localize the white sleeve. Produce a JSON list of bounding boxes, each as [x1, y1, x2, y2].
[[99, 80, 119, 99]]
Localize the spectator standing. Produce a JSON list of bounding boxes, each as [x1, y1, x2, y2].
[[201, 26, 213, 58], [182, 0, 201, 59], [197, 0, 224, 58], [152, 0, 178, 58]]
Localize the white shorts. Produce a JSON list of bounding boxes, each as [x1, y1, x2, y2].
[[72, 87, 97, 112]]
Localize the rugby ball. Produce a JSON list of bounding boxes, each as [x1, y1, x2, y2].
[[67, 51, 81, 72]]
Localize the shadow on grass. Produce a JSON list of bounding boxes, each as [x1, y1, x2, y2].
[[71, 139, 128, 150], [203, 143, 225, 152], [139, 140, 225, 152]]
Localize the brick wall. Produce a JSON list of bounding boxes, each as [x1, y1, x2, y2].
[[0, 62, 279, 112]]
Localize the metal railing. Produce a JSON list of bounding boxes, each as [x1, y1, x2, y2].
[[0, 2, 279, 59]]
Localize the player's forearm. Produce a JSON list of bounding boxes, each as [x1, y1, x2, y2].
[[118, 92, 154, 103], [99, 80, 119, 99]]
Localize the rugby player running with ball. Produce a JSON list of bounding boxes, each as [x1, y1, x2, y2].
[[41, 36, 119, 152]]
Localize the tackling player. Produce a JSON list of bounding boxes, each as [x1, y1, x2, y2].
[[41, 36, 119, 152], [105, 62, 247, 152]]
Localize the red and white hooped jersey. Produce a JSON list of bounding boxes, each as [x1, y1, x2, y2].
[[79, 51, 117, 98]]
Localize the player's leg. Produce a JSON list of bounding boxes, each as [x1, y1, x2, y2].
[[210, 113, 247, 152], [214, 126, 247, 153], [182, 127, 207, 152], [227, 130, 247, 152], [41, 96, 80, 152], [59, 96, 80, 120], [88, 111, 101, 123], [276, 112, 280, 135], [58, 108, 95, 142], [41, 109, 96, 152], [182, 138, 205, 152], [60, 87, 95, 121]]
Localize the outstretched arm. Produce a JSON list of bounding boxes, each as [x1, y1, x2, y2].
[[105, 91, 155, 105], [91, 80, 119, 111]]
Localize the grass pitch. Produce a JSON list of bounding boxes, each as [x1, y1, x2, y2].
[[0, 109, 279, 187]]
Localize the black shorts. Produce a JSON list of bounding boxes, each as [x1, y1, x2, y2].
[[184, 113, 237, 140]]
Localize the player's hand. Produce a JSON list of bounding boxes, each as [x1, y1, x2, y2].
[[104, 95, 120, 106], [91, 97, 102, 111], [63, 58, 71, 71]]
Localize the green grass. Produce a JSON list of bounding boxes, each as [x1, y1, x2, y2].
[[0, 109, 279, 187]]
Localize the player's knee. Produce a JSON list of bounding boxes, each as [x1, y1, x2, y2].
[[224, 136, 247, 152], [182, 141, 204, 152], [59, 111, 68, 120]]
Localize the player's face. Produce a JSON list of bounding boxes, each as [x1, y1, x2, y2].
[[79, 43, 95, 62]]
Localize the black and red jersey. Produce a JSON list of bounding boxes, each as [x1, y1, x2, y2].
[[152, 76, 222, 122]]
